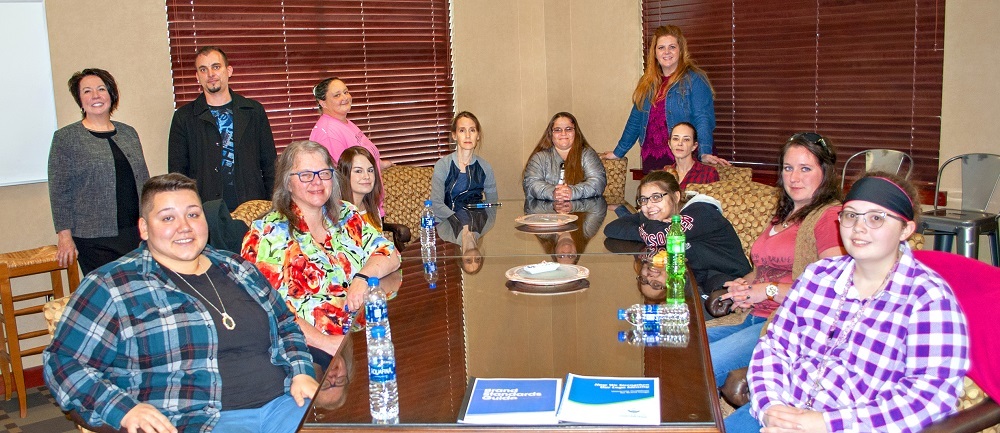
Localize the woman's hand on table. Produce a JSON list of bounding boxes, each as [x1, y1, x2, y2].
[[346, 278, 367, 312], [56, 229, 78, 268], [290, 374, 320, 406], [553, 184, 573, 202]]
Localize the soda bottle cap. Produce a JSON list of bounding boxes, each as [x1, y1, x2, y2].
[[672, 214, 681, 222], [371, 325, 386, 339], [367, 276, 379, 286]]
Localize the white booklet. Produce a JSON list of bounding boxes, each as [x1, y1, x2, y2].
[[556, 373, 660, 425], [458, 377, 562, 425]]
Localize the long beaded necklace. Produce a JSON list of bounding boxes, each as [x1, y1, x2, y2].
[[803, 257, 899, 409], [169, 266, 236, 331]]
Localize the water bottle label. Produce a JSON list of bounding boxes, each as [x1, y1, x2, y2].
[[424, 262, 437, 273], [366, 301, 387, 323], [421, 215, 435, 228], [369, 360, 397, 382]]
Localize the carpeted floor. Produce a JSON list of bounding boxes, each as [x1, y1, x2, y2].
[[0, 386, 77, 433]]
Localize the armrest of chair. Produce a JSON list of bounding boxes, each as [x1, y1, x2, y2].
[[920, 397, 1000, 433], [67, 409, 129, 433], [720, 367, 751, 408], [382, 223, 411, 253]]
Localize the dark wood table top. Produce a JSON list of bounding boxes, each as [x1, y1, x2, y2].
[[299, 199, 724, 432]]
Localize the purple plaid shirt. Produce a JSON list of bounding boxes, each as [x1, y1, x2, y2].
[[748, 243, 969, 432]]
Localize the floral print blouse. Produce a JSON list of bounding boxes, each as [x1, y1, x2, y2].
[[241, 201, 396, 335]]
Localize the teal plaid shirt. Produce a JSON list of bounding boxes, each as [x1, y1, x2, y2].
[[43, 243, 314, 432]]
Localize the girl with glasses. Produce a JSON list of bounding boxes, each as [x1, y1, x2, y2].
[[241, 141, 401, 369], [730, 172, 970, 432], [604, 170, 749, 299]]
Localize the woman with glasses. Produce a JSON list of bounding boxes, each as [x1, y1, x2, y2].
[[523, 112, 607, 201], [241, 141, 400, 367], [48, 68, 150, 275], [709, 132, 846, 402], [601, 25, 728, 171], [729, 172, 970, 432], [604, 170, 749, 299]]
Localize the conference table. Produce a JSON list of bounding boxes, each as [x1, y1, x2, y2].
[[298, 197, 725, 432]]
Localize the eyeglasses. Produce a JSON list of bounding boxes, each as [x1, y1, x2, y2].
[[290, 168, 334, 183], [636, 192, 666, 207], [837, 210, 906, 229], [636, 274, 664, 291], [320, 373, 350, 391], [552, 127, 575, 134]]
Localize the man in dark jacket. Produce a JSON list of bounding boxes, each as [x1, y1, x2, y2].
[[168, 46, 277, 211]]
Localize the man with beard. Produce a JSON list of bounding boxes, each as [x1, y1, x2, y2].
[[168, 46, 276, 211]]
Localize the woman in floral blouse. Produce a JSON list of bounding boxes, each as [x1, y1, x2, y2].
[[242, 140, 400, 366]]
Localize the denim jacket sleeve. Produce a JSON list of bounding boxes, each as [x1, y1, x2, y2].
[[571, 147, 608, 200], [613, 100, 651, 158], [666, 72, 716, 156]]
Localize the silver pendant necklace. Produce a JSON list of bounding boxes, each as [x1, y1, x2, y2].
[[170, 266, 236, 330]]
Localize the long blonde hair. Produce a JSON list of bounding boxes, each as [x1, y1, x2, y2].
[[632, 25, 714, 108]]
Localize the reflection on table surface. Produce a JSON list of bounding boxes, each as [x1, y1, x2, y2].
[[430, 197, 631, 260], [300, 201, 723, 432]]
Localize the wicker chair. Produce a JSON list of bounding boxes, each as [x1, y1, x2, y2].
[[601, 157, 628, 206], [382, 165, 435, 234], [230, 199, 272, 227], [0, 245, 79, 418]]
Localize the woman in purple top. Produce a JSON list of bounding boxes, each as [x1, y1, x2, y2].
[[728, 172, 971, 432]]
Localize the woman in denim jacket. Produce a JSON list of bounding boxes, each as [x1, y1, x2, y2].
[[602, 25, 728, 172]]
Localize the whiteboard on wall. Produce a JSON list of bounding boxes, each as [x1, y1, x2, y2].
[[0, 0, 57, 187]]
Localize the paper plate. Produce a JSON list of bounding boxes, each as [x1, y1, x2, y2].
[[514, 213, 579, 227], [505, 264, 589, 285]]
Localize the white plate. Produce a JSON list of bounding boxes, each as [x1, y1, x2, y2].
[[514, 213, 579, 227], [505, 264, 589, 285]]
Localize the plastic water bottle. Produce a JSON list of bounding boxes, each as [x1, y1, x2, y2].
[[619, 303, 690, 330], [423, 262, 438, 289], [617, 328, 690, 348], [364, 277, 391, 340], [367, 325, 399, 424], [665, 214, 687, 306], [618, 304, 667, 332], [419, 200, 438, 289]]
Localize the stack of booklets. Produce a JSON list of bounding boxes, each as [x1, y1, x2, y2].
[[458, 374, 660, 425]]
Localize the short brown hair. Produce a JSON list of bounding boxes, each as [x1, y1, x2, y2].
[[140, 173, 199, 218], [67, 68, 120, 119]]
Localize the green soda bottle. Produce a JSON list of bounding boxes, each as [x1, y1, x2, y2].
[[665, 214, 686, 305]]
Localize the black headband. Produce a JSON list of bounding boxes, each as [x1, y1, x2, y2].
[[844, 177, 914, 221]]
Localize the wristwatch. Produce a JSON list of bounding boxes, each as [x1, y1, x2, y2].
[[765, 283, 779, 301], [352, 273, 371, 284]]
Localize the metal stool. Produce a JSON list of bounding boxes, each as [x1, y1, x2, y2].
[[0, 245, 80, 417]]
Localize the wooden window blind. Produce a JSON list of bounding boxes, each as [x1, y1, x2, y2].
[[643, 0, 945, 187], [166, 0, 454, 166]]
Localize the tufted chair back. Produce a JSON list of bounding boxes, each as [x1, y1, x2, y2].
[[601, 157, 628, 205], [382, 165, 434, 233], [686, 180, 779, 259]]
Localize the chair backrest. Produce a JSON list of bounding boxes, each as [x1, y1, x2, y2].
[[913, 250, 1000, 399], [934, 153, 1000, 212], [601, 157, 628, 206], [382, 165, 434, 233], [231, 199, 272, 226], [841, 149, 913, 189]]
